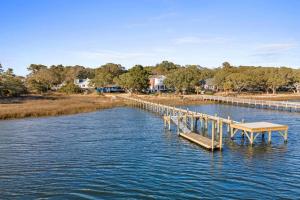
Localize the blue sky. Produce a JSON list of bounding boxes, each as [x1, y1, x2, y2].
[[1, 0, 300, 75]]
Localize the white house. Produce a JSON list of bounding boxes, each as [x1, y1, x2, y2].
[[74, 78, 93, 89], [202, 78, 217, 91], [149, 75, 166, 92]]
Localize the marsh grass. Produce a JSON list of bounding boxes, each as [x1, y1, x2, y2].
[[0, 94, 126, 120]]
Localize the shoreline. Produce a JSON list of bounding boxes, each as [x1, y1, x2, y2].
[[0, 94, 126, 120], [0, 94, 211, 120], [1, 93, 299, 121]]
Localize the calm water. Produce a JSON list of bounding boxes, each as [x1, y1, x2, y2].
[[0, 105, 300, 199]]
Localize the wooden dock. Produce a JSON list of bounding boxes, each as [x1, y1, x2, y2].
[[199, 95, 300, 112], [120, 95, 289, 151]]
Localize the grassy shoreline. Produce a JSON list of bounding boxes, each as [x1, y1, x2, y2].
[[1, 93, 299, 120], [0, 94, 212, 120], [0, 94, 126, 120]]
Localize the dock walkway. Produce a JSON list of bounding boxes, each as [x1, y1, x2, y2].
[[199, 95, 300, 112]]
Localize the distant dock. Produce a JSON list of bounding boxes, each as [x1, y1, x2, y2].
[[121, 96, 288, 151], [199, 95, 300, 112]]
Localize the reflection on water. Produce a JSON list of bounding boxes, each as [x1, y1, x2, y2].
[[0, 105, 300, 199]]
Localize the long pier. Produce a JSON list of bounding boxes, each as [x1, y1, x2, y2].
[[120, 96, 288, 151], [199, 95, 300, 112]]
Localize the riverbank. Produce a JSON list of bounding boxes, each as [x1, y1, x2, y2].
[[2, 93, 300, 120], [0, 94, 126, 120], [124, 94, 213, 106], [0, 94, 211, 120]]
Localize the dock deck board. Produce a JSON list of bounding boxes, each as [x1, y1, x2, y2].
[[179, 132, 219, 150], [231, 122, 288, 132]]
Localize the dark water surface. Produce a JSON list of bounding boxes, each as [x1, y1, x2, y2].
[[0, 105, 300, 199]]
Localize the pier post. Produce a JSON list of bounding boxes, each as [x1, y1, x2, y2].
[[191, 114, 195, 131], [168, 115, 171, 130], [268, 130, 272, 144], [219, 119, 223, 150], [230, 127, 234, 139], [250, 132, 254, 146], [284, 129, 288, 142], [241, 119, 245, 138], [177, 117, 180, 134], [215, 114, 219, 134], [211, 121, 215, 151], [200, 116, 203, 131], [205, 117, 208, 131], [227, 116, 230, 134]]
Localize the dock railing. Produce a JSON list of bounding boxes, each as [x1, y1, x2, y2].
[[199, 95, 300, 112]]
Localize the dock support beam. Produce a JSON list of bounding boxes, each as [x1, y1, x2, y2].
[[211, 121, 215, 151], [219, 119, 223, 150], [284, 130, 288, 143]]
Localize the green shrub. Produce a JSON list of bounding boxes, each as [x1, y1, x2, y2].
[[59, 83, 82, 94]]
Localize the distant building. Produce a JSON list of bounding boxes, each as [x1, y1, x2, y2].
[[74, 78, 93, 89], [149, 75, 166, 92], [202, 78, 217, 91], [51, 81, 66, 90], [96, 85, 124, 93]]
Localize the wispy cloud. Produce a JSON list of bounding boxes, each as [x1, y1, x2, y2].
[[174, 36, 228, 45], [250, 42, 298, 64], [256, 43, 297, 52]]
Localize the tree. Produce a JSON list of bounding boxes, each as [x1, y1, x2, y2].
[[265, 68, 293, 94], [101, 63, 125, 76], [292, 69, 300, 93], [0, 63, 3, 96], [27, 64, 47, 74], [76, 67, 95, 79], [0, 67, 27, 97], [59, 82, 82, 94], [225, 72, 252, 93], [152, 61, 179, 75], [26, 68, 57, 93], [92, 63, 125, 87], [49, 64, 65, 85], [164, 66, 201, 94], [213, 62, 238, 91], [0, 63, 3, 74], [222, 61, 232, 69], [114, 65, 149, 93]]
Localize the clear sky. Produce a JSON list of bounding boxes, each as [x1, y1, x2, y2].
[[1, 0, 299, 75]]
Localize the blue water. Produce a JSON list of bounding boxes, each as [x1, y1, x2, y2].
[[0, 105, 300, 199]]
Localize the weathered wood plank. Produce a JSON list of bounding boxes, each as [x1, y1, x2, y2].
[[179, 132, 220, 150]]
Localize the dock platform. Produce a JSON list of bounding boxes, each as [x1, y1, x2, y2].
[[230, 122, 288, 145]]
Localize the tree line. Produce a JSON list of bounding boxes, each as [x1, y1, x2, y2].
[[1, 61, 300, 97]]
